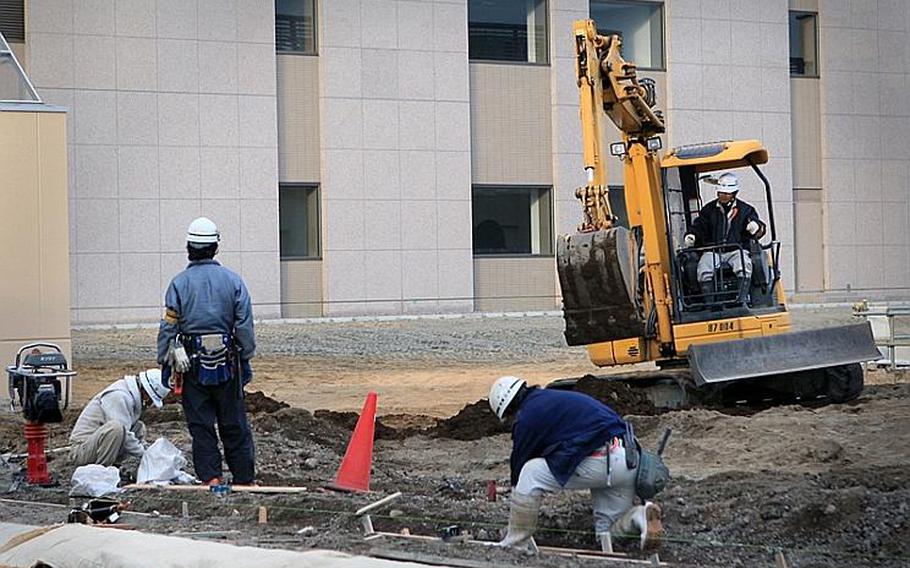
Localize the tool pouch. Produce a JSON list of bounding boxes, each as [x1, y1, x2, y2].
[[190, 334, 234, 386], [622, 422, 670, 500], [635, 448, 670, 500]]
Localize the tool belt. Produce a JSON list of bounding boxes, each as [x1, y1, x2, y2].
[[181, 333, 236, 386], [623, 423, 670, 500]]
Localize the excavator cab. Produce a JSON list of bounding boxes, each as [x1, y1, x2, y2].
[[662, 141, 783, 320]]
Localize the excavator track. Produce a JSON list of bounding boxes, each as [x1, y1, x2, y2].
[[547, 362, 867, 411]]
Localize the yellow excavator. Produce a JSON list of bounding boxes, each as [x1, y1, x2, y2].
[[555, 20, 880, 407]]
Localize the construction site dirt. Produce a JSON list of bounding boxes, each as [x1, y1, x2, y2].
[[1, 308, 908, 568]]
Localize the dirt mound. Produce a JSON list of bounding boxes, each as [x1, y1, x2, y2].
[[573, 374, 660, 416], [313, 409, 410, 441], [245, 390, 290, 414], [426, 399, 509, 441], [252, 407, 350, 453]]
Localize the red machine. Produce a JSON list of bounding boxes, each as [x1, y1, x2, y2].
[[7, 343, 76, 485]]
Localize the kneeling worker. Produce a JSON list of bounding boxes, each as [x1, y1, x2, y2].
[[489, 376, 663, 552], [69, 369, 171, 467]]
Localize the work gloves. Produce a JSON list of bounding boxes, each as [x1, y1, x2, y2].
[[683, 234, 696, 248], [168, 339, 191, 374], [746, 220, 760, 235]]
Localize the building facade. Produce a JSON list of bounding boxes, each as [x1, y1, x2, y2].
[[3, 0, 908, 323]]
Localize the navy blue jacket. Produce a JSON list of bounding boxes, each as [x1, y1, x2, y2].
[[156, 259, 256, 366], [691, 198, 764, 248], [509, 388, 628, 486]]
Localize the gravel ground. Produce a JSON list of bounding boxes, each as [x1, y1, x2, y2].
[[71, 305, 860, 364]]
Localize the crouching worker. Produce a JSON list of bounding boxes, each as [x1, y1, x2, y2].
[[69, 369, 171, 467], [488, 376, 665, 553]]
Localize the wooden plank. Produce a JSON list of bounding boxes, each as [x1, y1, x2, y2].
[[370, 548, 535, 568], [355, 491, 402, 516], [124, 484, 308, 494], [368, 532, 668, 566]]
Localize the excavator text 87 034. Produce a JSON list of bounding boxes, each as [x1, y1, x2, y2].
[[554, 20, 880, 407]]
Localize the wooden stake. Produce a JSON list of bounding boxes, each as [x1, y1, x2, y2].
[[774, 550, 789, 568], [361, 514, 375, 535], [181, 501, 189, 519], [258, 506, 268, 524]]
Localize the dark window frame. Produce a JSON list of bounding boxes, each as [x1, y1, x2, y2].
[[789, 10, 819, 78], [472, 184, 555, 257], [0, 1, 25, 43], [590, 0, 666, 72], [279, 183, 321, 260], [468, 0, 551, 65], [275, 0, 318, 56]]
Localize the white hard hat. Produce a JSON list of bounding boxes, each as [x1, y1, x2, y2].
[[705, 172, 739, 193], [138, 369, 170, 408], [489, 376, 527, 422], [186, 217, 220, 246]]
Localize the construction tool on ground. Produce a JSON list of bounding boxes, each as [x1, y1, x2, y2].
[[553, 20, 880, 407], [6, 343, 77, 485]]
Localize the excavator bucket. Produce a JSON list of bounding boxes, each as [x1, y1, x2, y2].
[[688, 322, 882, 386], [557, 226, 647, 346]]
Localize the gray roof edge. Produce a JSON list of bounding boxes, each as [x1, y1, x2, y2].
[[0, 102, 68, 113]]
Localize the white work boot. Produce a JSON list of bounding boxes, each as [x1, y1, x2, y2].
[[610, 501, 663, 551], [497, 491, 540, 552]]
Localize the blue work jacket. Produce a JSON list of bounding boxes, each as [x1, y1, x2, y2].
[[510, 388, 628, 486], [156, 259, 256, 367]]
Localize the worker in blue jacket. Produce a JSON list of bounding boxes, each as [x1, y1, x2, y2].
[[157, 217, 256, 486], [488, 376, 662, 553]]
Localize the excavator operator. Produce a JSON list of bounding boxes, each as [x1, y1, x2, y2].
[[683, 172, 766, 305]]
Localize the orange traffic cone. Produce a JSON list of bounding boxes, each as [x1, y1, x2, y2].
[[330, 391, 377, 492]]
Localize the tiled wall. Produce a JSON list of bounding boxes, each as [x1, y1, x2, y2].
[[26, 0, 281, 323], [318, 0, 474, 316], [280, 259, 323, 317], [470, 63, 553, 185], [278, 54, 320, 182], [819, 0, 910, 296], [473, 257, 559, 312]]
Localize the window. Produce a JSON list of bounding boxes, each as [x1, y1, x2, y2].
[[472, 186, 553, 255], [590, 1, 664, 70], [275, 0, 317, 54], [468, 0, 548, 63], [279, 185, 320, 258], [0, 1, 25, 43], [789, 11, 818, 76]]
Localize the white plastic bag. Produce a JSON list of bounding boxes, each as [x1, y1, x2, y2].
[[70, 464, 122, 497], [137, 438, 189, 484]]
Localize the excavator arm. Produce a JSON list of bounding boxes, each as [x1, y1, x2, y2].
[[572, 20, 665, 232], [558, 20, 673, 351]]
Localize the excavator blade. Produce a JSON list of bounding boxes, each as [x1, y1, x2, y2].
[[688, 322, 882, 386], [557, 227, 647, 346]]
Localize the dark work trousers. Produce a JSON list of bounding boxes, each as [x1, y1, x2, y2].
[[181, 373, 255, 484]]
